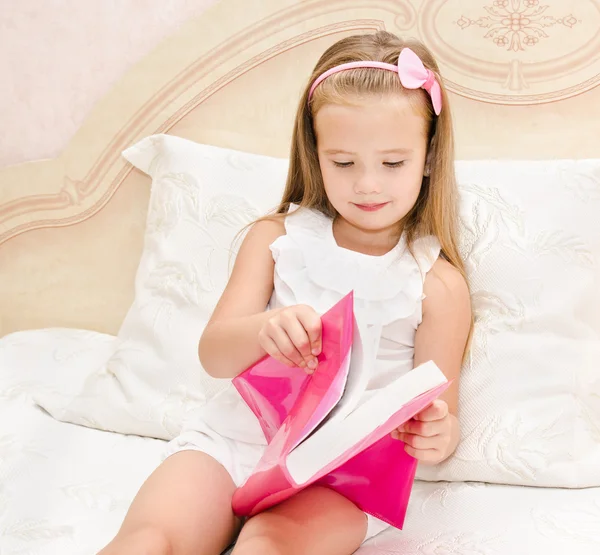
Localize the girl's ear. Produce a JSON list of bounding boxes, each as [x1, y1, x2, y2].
[[423, 146, 433, 177], [424, 139, 434, 177]]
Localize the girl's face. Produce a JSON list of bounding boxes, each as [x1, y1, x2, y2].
[[314, 94, 429, 240]]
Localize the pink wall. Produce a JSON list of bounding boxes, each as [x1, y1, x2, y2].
[[0, 0, 218, 169]]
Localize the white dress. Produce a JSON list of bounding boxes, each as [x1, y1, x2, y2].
[[165, 204, 441, 541]]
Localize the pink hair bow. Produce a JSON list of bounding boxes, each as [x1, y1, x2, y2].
[[307, 47, 443, 115], [397, 48, 442, 116]]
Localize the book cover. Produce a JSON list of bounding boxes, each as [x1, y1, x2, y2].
[[232, 292, 450, 529]]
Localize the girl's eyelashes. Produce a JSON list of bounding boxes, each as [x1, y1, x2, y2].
[[332, 161, 406, 168]]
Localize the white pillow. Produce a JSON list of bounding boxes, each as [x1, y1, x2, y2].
[[36, 134, 600, 489], [416, 159, 600, 488], [36, 135, 288, 439]]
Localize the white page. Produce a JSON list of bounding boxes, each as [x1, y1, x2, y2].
[[312, 319, 378, 427], [285, 361, 447, 485], [292, 350, 351, 450], [294, 319, 380, 448]]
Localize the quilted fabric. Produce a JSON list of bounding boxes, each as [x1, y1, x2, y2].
[[34, 135, 600, 488], [35, 135, 288, 440], [416, 160, 600, 487]]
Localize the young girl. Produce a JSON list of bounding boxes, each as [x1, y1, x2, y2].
[[100, 31, 471, 555]]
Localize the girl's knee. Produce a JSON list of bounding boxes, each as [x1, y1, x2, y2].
[[233, 516, 287, 555], [233, 535, 283, 555], [100, 526, 172, 555]]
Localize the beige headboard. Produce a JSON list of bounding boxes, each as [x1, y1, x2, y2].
[[1, 0, 599, 337]]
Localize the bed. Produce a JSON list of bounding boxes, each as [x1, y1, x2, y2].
[[1, 0, 600, 553], [2, 329, 599, 554]]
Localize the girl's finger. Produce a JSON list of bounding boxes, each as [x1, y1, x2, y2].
[[400, 418, 441, 437], [261, 333, 302, 368], [403, 444, 441, 464], [397, 432, 437, 451], [296, 308, 322, 356], [282, 316, 316, 368], [414, 400, 448, 422]]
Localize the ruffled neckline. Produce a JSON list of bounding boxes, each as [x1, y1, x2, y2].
[[327, 213, 406, 263], [275, 205, 431, 312], [288, 203, 406, 261], [269, 203, 441, 325]]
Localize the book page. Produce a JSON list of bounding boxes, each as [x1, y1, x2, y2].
[[292, 350, 351, 450], [313, 320, 378, 426], [293, 319, 377, 448], [286, 361, 448, 485]]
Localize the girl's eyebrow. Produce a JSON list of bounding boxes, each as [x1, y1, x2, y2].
[[322, 149, 355, 155], [379, 148, 414, 154], [323, 148, 413, 155]]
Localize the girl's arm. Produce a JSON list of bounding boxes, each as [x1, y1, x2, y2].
[[393, 257, 472, 464], [414, 257, 471, 416], [198, 219, 285, 379]]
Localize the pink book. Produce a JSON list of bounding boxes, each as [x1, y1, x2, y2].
[[231, 292, 451, 529]]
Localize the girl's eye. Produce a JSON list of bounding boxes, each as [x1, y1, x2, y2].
[[333, 161, 353, 168], [384, 161, 405, 168]]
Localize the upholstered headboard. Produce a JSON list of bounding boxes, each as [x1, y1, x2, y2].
[[1, 0, 599, 337]]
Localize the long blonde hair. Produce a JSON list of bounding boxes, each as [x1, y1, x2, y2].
[[255, 32, 472, 351], [286, 34, 464, 269]]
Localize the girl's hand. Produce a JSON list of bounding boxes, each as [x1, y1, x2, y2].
[[391, 400, 458, 465], [258, 305, 322, 373]]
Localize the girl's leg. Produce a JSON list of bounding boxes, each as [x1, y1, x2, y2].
[[232, 485, 368, 555], [98, 450, 240, 555]]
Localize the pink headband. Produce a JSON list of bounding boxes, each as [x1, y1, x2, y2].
[[307, 47, 442, 115]]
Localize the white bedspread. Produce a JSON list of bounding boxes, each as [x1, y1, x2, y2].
[[1, 329, 599, 555]]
